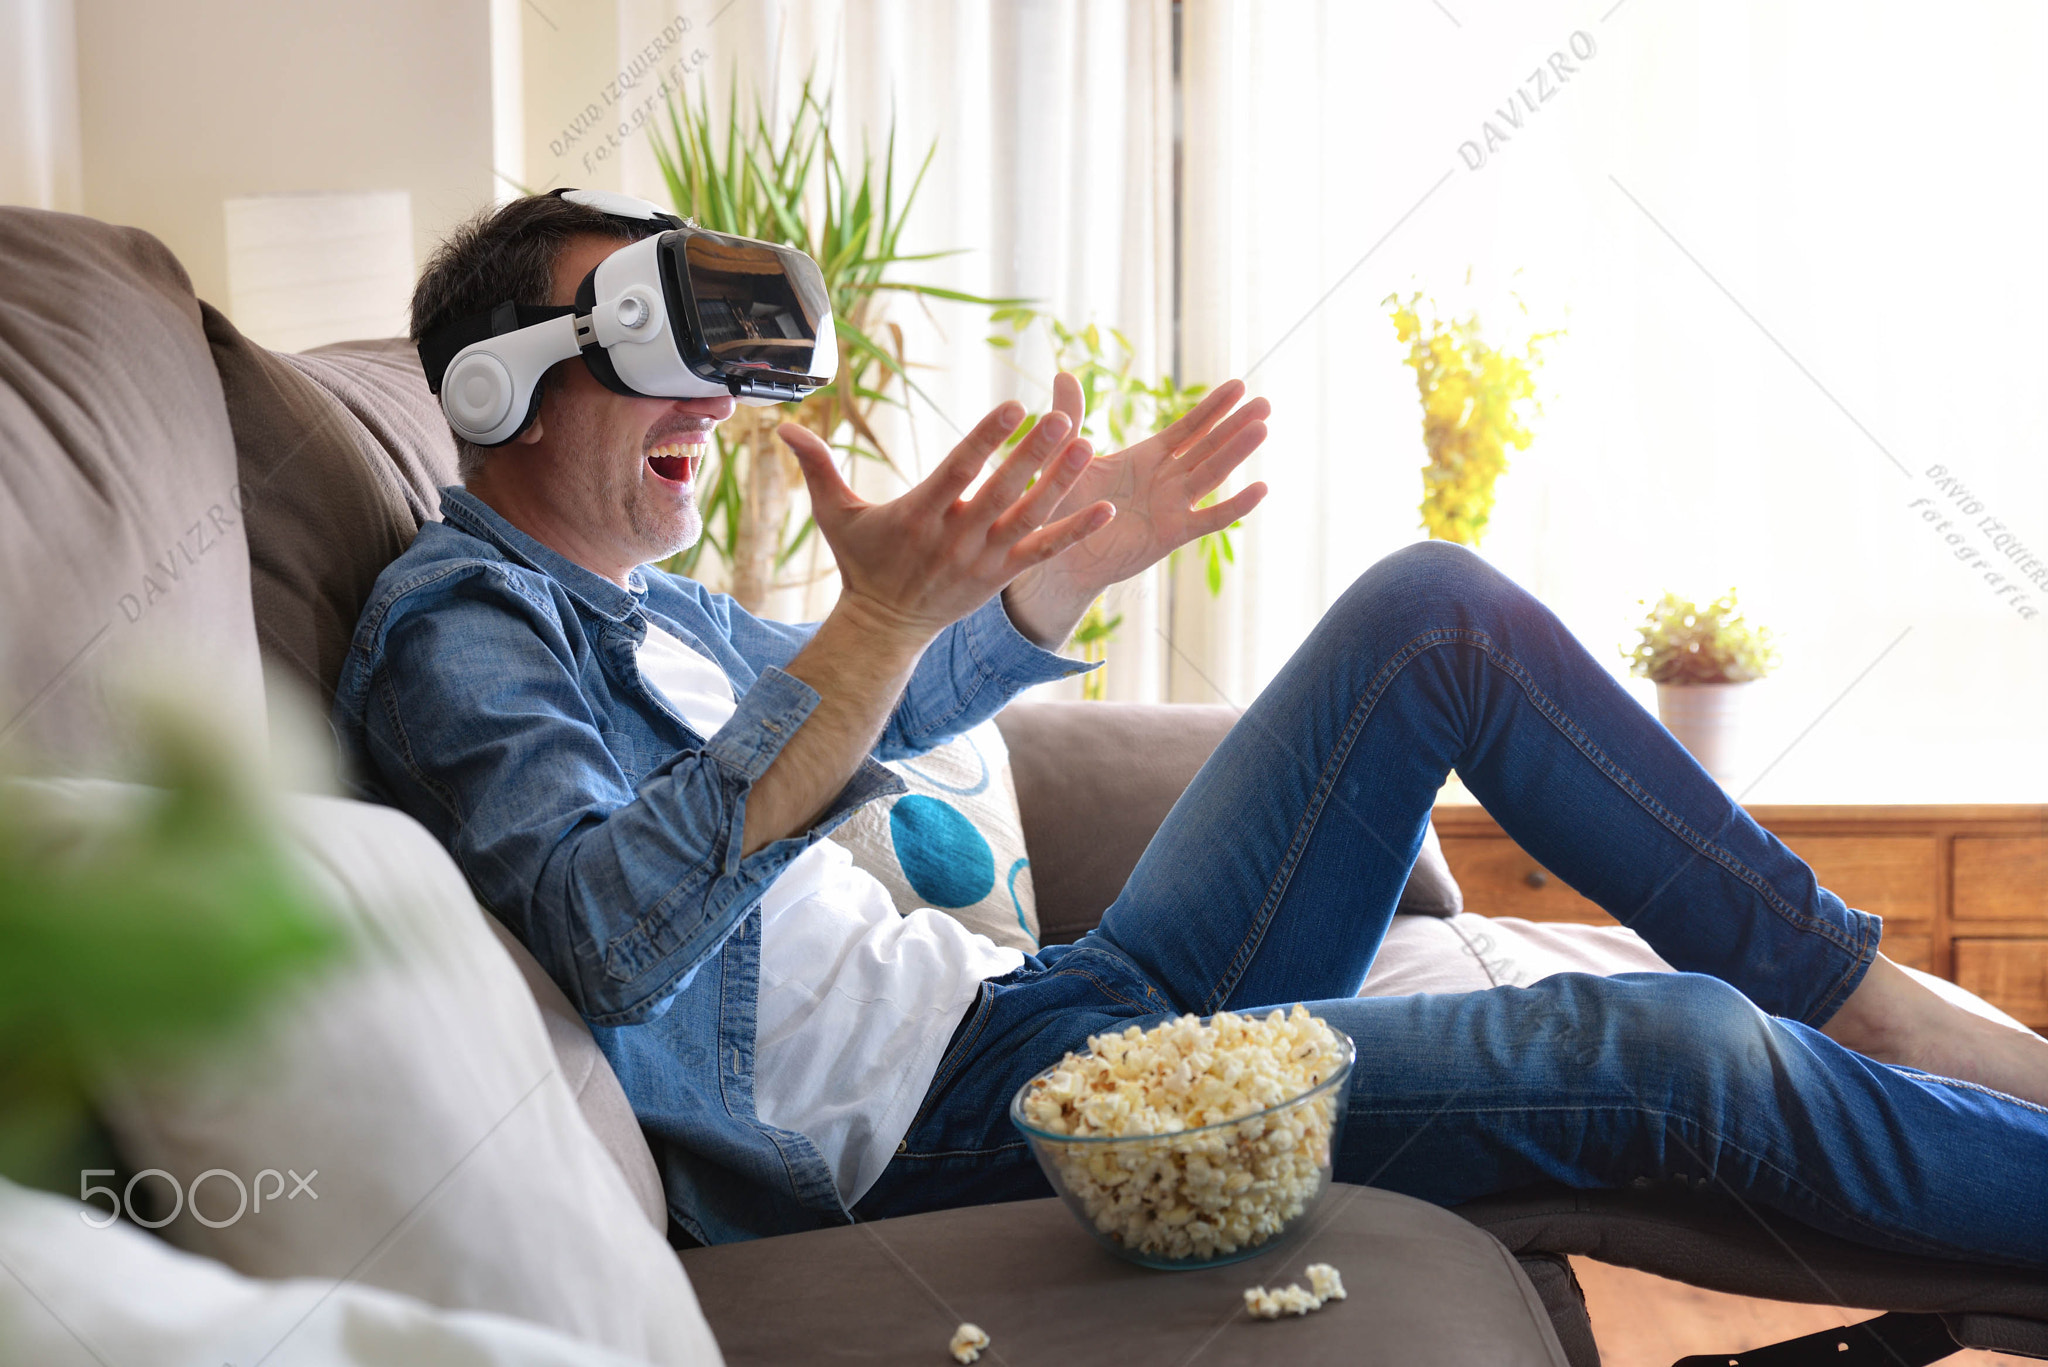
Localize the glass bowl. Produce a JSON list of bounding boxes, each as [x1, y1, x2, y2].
[[1008, 1024, 1354, 1270]]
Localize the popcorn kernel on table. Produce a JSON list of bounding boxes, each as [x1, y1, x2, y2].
[[1020, 1005, 1348, 1261], [1244, 1263, 1347, 1320], [949, 1322, 990, 1363]]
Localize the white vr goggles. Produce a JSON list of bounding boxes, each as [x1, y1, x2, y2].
[[418, 188, 837, 446]]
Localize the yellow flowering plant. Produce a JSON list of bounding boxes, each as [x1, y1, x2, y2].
[[1385, 289, 1557, 547]]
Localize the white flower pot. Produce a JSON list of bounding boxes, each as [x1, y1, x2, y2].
[[1655, 681, 1755, 783]]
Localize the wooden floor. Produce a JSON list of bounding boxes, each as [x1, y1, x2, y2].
[[1571, 1259, 2036, 1366]]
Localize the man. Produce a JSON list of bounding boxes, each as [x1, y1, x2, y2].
[[335, 193, 2047, 1263]]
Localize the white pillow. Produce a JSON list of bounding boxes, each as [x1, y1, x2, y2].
[[1362, 911, 2027, 1031], [20, 780, 721, 1366], [0, 1177, 657, 1366], [835, 719, 1040, 950]]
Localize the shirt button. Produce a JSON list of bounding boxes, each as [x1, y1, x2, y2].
[[897, 1140, 908, 1154]]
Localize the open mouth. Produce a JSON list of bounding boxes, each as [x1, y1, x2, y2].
[[646, 441, 701, 486]]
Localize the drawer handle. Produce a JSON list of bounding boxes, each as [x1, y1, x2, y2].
[[1525, 869, 1550, 889]]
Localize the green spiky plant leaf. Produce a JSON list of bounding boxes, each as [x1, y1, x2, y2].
[[648, 73, 1022, 609]]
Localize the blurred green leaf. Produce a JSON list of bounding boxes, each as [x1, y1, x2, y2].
[[0, 708, 346, 1190]]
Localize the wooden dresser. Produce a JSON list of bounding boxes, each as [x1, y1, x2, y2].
[[1431, 804, 2048, 1030]]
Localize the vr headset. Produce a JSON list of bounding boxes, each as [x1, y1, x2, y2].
[[417, 188, 837, 447]]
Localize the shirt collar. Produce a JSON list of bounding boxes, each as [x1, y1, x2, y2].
[[437, 485, 649, 624]]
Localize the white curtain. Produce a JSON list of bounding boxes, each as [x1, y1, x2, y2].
[[1178, 0, 2047, 800], [608, 0, 1175, 700], [0, 0, 82, 211]]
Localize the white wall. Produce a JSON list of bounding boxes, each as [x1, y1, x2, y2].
[[71, 0, 495, 309]]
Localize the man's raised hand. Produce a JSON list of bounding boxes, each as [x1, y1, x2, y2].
[[777, 402, 1115, 645]]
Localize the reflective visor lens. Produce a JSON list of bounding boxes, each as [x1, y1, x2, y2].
[[672, 231, 830, 378]]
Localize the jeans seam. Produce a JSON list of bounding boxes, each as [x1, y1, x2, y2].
[[901, 983, 998, 1139], [895, 1139, 1031, 1162], [1477, 631, 1864, 954], [1201, 666, 1382, 1012]]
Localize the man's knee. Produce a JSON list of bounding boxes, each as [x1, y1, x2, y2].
[[1539, 971, 1775, 1080], [1329, 539, 1498, 636]]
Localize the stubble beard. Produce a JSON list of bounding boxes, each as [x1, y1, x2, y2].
[[565, 423, 704, 569]]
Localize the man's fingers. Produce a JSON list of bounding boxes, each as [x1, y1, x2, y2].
[[1154, 378, 1248, 454], [1052, 371, 1084, 431], [1012, 500, 1114, 564], [918, 400, 1026, 507], [1182, 415, 1269, 493], [969, 411, 1073, 519], [1191, 482, 1268, 535], [991, 438, 1093, 537], [779, 423, 861, 517]]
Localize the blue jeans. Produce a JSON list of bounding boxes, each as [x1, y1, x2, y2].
[[854, 542, 2048, 1269]]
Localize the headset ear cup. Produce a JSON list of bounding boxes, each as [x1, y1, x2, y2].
[[443, 352, 515, 442]]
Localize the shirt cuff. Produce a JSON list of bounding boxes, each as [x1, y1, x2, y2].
[[702, 665, 823, 781], [964, 593, 1105, 688], [704, 666, 909, 879]]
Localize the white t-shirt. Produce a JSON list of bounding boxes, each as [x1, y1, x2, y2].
[[633, 625, 1024, 1205]]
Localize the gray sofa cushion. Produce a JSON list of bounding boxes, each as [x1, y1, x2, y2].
[[996, 701, 1462, 945], [681, 1186, 1567, 1365], [202, 312, 457, 705], [0, 209, 267, 772]]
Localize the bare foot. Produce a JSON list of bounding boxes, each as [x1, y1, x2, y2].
[[1820, 953, 2048, 1109]]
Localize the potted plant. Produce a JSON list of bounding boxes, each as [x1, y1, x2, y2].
[[1623, 589, 1781, 782]]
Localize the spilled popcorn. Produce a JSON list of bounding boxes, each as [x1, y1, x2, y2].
[[1019, 1006, 1349, 1261], [1244, 1262, 1348, 1320], [948, 1322, 990, 1363]]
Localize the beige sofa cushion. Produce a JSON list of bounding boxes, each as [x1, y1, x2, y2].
[[27, 778, 719, 1365], [0, 209, 266, 772]]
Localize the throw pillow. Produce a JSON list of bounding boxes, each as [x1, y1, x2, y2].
[[203, 311, 458, 705], [22, 778, 720, 1366], [834, 719, 1040, 951]]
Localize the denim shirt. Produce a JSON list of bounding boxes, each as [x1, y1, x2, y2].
[[330, 486, 1096, 1243]]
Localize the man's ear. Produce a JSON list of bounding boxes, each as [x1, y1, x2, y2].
[[513, 415, 546, 446]]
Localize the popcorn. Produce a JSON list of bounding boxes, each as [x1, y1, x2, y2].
[[1019, 1006, 1349, 1261], [949, 1323, 990, 1364], [1244, 1263, 1347, 1320]]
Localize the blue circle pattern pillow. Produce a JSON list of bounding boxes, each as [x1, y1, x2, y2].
[[834, 718, 1038, 951]]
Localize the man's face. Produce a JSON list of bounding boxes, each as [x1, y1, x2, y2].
[[505, 233, 737, 575]]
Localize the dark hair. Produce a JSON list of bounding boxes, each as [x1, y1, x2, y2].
[[410, 194, 662, 479]]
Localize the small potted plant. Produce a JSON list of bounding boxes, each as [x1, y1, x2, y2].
[[1623, 589, 1780, 782]]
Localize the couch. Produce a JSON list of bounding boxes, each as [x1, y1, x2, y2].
[[1, 206, 2040, 1366]]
